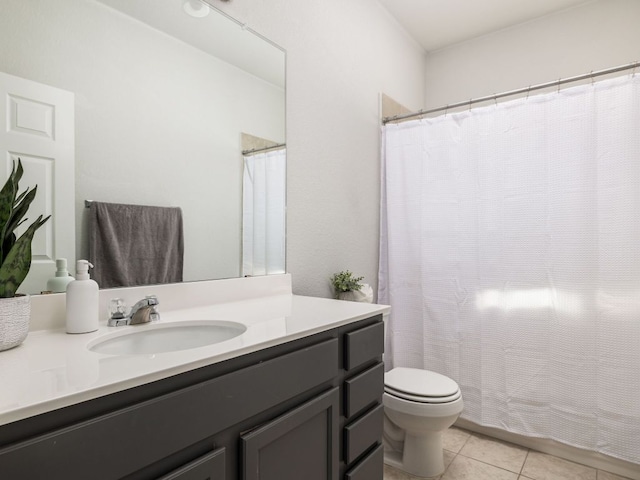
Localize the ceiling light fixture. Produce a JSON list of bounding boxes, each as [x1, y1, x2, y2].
[[182, 0, 210, 18]]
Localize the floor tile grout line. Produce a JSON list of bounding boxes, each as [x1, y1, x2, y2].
[[459, 431, 472, 451], [441, 450, 458, 478], [443, 430, 472, 478], [459, 429, 535, 477], [455, 450, 528, 476], [435, 429, 470, 479], [519, 449, 530, 476]]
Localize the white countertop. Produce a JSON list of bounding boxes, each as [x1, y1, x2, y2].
[[0, 290, 389, 427]]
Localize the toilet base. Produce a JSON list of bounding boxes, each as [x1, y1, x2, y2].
[[383, 431, 446, 478]]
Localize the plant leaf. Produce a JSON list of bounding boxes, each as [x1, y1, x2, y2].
[[0, 161, 19, 260], [0, 214, 50, 297], [14, 189, 28, 206], [13, 159, 24, 185], [1, 233, 16, 266], [5, 186, 37, 236]]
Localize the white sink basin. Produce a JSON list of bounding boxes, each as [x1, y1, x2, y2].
[[87, 320, 246, 355]]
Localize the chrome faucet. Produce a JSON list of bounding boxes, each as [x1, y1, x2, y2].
[[108, 295, 160, 327]]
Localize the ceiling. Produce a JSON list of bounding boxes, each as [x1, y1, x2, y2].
[[96, 0, 285, 88], [378, 0, 593, 51]]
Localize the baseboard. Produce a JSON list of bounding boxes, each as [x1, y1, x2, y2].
[[455, 419, 640, 480]]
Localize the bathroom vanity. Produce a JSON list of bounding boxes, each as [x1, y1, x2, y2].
[[0, 275, 389, 479]]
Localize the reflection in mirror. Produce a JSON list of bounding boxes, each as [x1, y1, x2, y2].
[[0, 0, 286, 293], [241, 134, 286, 277]]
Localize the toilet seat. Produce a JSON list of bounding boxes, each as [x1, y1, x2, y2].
[[385, 386, 461, 403], [384, 368, 461, 404]]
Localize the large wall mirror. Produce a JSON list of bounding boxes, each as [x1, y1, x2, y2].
[[0, 0, 286, 293]]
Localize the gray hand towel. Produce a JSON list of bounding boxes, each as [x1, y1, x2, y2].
[[88, 201, 184, 288]]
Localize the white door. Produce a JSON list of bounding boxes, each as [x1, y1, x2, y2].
[[0, 71, 75, 295]]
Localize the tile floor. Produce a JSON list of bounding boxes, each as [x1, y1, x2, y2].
[[383, 427, 632, 480]]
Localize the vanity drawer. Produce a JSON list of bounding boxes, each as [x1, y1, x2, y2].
[[344, 320, 384, 371], [344, 362, 384, 419], [157, 447, 225, 480], [344, 404, 384, 464], [344, 443, 383, 480]]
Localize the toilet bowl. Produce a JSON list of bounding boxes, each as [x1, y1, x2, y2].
[[383, 367, 464, 478]]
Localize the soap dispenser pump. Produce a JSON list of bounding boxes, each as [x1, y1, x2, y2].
[[66, 260, 99, 334], [46, 258, 75, 293]]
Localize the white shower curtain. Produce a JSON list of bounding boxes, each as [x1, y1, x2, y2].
[[379, 75, 640, 464], [242, 148, 286, 276]]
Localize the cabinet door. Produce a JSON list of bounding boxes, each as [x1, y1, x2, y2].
[[241, 388, 339, 480]]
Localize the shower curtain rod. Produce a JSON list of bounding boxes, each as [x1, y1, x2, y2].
[[242, 143, 286, 156], [383, 61, 640, 125]]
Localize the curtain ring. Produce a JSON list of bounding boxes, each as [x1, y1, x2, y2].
[[557, 79, 562, 93], [633, 62, 637, 77], [590, 71, 595, 86], [493, 94, 498, 107], [469, 99, 472, 111], [526, 85, 531, 100], [444, 105, 449, 117]]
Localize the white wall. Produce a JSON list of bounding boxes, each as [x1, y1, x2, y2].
[[424, 0, 640, 109], [0, 0, 285, 283], [214, 0, 426, 297]]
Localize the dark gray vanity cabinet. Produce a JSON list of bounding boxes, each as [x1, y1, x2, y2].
[[0, 314, 384, 480]]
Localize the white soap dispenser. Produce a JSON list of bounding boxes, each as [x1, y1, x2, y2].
[[46, 258, 75, 293], [66, 260, 99, 334]]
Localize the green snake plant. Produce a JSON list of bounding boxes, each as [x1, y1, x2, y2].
[[0, 159, 50, 298]]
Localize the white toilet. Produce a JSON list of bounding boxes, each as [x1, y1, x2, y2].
[[383, 367, 464, 478]]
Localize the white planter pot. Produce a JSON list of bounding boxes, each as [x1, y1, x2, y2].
[[337, 284, 374, 303], [0, 295, 31, 351]]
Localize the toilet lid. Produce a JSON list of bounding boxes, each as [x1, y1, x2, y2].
[[385, 368, 460, 398], [384, 385, 461, 403]]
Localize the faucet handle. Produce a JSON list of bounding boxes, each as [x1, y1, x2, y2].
[[108, 298, 129, 327], [145, 295, 159, 306], [146, 295, 160, 322]]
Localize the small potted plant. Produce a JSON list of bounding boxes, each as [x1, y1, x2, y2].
[[330, 270, 373, 303], [0, 159, 50, 351]]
